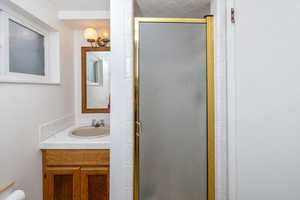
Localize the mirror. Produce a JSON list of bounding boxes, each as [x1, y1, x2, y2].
[[81, 47, 110, 113]]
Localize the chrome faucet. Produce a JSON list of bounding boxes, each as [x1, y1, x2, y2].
[[92, 119, 105, 128]]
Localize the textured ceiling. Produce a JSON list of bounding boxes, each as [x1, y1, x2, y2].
[[136, 0, 210, 18], [48, 0, 110, 11]]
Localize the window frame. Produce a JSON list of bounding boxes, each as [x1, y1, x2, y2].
[[0, 10, 59, 84]]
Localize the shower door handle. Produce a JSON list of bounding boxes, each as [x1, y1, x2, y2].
[[136, 121, 142, 137]]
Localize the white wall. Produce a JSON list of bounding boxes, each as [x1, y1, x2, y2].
[[228, 0, 300, 200], [210, 1, 229, 200], [0, 0, 74, 199], [73, 30, 110, 125], [110, 0, 134, 199]]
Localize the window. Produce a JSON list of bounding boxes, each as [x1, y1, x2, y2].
[[9, 19, 45, 76], [0, 10, 60, 84]]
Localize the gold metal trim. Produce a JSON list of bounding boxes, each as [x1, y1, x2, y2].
[[135, 17, 207, 23], [0, 181, 15, 193], [206, 15, 215, 200], [133, 17, 215, 200], [133, 15, 141, 200]]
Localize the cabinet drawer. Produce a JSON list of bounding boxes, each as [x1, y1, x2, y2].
[[43, 150, 109, 166]]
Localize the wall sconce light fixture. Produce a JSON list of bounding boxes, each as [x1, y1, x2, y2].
[[84, 28, 110, 47]]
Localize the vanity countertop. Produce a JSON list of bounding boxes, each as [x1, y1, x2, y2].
[[39, 126, 110, 149]]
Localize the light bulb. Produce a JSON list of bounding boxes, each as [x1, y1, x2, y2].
[[102, 32, 109, 39], [84, 28, 98, 42]]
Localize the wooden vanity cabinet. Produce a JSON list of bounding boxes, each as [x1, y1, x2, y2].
[[81, 167, 109, 200], [44, 167, 81, 200], [42, 150, 109, 200]]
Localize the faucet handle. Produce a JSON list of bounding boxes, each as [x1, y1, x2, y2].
[[100, 119, 105, 127], [92, 119, 97, 126]]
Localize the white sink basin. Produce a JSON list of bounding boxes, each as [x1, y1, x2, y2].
[[70, 127, 109, 138]]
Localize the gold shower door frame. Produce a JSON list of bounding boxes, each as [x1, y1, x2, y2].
[[133, 16, 215, 200]]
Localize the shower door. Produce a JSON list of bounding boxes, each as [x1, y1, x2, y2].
[[134, 17, 215, 200]]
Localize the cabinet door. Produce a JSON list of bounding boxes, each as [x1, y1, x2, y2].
[[81, 167, 109, 200], [45, 167, 80, 200]]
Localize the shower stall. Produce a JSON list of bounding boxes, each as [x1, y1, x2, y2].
[[134, 17, 215, 200]]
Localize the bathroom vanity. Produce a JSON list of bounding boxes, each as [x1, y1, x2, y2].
[[39, 46, 111, 200], [42, 149, 109, 200], [39, 125, 110, 200]]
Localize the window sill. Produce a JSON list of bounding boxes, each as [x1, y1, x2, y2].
[[0, 77, 61, 85]]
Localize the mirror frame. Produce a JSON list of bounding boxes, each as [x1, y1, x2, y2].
[[81, 47, 110, 113]]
